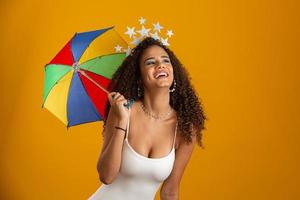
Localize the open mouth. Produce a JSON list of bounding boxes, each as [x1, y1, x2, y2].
[[155, 72, 169, 79]]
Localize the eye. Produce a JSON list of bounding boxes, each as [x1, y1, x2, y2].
[[145, 60, 156, 65], [162, 58, 170, 63]]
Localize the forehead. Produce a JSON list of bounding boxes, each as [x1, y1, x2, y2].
[[140, 45, 169, 60]]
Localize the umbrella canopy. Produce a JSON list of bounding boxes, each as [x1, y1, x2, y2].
[[42, 26, 129, 128]]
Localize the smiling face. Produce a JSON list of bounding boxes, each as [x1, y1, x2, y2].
[[139, 45, 174, 92]]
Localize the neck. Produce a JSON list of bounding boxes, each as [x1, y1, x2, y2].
[[141, 88, 171, 115]]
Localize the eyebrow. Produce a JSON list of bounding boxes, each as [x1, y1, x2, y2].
[[144, 55, 170, 63]]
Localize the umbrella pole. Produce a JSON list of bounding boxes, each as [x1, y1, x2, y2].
[[77, 69, 133, 108], [77, 69, 132, 108], [77, 70, 109, 94]]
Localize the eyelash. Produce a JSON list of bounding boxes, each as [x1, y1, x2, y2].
[[146, 59, 170, 65]]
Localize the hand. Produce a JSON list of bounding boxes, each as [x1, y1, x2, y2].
[[107, 92, 129, 121]]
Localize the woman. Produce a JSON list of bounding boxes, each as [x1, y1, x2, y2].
[[88, 37, 207, 200]]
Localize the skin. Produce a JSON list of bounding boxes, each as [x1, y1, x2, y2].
[[97, 45, 197, 200]]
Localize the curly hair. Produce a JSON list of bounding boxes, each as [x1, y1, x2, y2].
[[103, 37, 207, 148]]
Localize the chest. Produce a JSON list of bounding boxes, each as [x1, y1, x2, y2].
[[120, 139, 175, 182], [127, 112, 177, 159]]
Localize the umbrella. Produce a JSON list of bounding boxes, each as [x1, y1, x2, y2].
[[42, 26, 132, 128]]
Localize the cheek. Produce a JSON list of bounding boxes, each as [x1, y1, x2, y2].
[[140, 68, 154, 82], [169, 67, 174, 78], [145, 69, 155, 80]]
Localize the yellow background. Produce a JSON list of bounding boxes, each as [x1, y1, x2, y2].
[[1, 0, 299, 199]]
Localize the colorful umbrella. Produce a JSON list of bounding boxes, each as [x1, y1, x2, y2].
[[42, 26, 131, 128]]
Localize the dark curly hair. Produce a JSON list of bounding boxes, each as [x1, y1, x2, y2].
[[103, 37, 207, 148]]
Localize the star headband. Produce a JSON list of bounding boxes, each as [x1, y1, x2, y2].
[[114, 17, 174, 56]]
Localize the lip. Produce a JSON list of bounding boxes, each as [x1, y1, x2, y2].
[[154, 70, 169, 79]]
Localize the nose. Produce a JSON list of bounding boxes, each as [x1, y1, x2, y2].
[[157, 60, 166, 69]]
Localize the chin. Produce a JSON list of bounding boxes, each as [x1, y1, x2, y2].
[[156, 83, 171, 88]]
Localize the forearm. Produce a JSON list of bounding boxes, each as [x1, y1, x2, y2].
[[160, 179, 179, 200], [97, 119, 127, 183], [160, 185, 179, 200]]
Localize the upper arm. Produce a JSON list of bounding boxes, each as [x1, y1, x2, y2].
[[160, 132, 197, 196], [99, 109, 119, 156]]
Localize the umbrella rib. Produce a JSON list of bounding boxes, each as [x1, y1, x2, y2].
[[77, 69, 109, 94], [113, 29, 129, 47], [79, 52, 125, 66]]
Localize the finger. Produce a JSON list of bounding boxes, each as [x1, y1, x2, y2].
[[116, 99, 128, 106], [111, 92, 118, 99], [108, 92, 119, 105], [113, 94, 124, 102], [108, 92, 117, 100], [112, 93, 122, 102], [110, 92, 121, 101]]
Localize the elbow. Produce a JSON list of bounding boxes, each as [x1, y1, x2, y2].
[[99, 174, 114, 185], [97, 163, 117, 185]]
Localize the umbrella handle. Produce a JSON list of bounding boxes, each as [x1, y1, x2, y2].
[[111, 94, 134, 109], [124, 99, 134, 109]]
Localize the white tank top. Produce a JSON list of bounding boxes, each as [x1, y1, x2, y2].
[[88, 103, 178, 200]]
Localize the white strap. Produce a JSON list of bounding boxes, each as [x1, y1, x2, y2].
[[173, 121, 178, 148], [125, 108, 131, 139]]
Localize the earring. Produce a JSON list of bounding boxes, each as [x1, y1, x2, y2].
[[137, 86, 142, 97], [169, 80, 176, 93]]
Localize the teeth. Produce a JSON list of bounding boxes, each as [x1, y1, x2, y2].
[[155, 72, 168, 79]]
